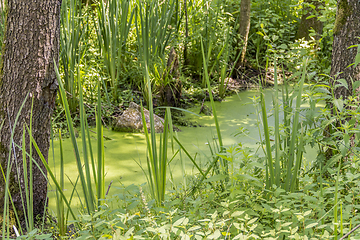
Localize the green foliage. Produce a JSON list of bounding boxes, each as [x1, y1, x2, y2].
[[4, 0, 359, 239]]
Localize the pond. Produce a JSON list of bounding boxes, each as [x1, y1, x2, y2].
[[47, 88, 321, 211]]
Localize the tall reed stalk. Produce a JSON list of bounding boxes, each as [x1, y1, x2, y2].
[[1, 95, 29, 237], [140, 51, 176, 205], [96, 0, 134, 101], [141, 104, 172, 205], [60, 0, 89, 112], [182, 38, 227, 197], [136, 0, 175, 100], [53, 129, 65, 236], [260, 58, 307, 191], [54, 60, 106, 213], [0, 95, 78, 237], [218, 25, 240, 98], [201, 38, 225, 169]]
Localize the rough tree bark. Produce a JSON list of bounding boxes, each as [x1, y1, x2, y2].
[[331, 0, 360, 98], [0, 0, 61, 228], [236, 0, 251, 67]]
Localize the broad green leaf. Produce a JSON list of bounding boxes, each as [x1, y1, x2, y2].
[[335, 79, 348, 90], [173, 217, 186, 226], [231, 211, 245, 217], [93, 210, 105, 218], [305, 222, 318, 229], [207, 230, 221, 239], [333, 98, 344, 112], [303, 210, 312, 216], [306, 15, 316, 19], [36, 234, 53, 239], [353, 45, 360, 68], [188, 226, 201, 231], [272, 35, 279, 41], [82, 215, 92, 221], [290, 226, 299, 234], [353, 81, 360, 93], [248, 218, 258, 225]]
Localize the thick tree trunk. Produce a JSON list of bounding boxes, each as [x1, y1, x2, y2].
[[0, 0, 61, 229], [331, 0, 360, 98], [296, 0, 323, 40], [236, 0, 251, 67]]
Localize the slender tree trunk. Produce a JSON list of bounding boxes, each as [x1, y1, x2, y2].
[[183, 0, 189, 67], [236, 0, 251, 67], [331, 0, 360, 98], [0, 0, 61, 229], [296, 0, 324, 40]]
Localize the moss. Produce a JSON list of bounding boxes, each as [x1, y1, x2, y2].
[[333, 0, 352, 35], [0, 209, 17, 232]]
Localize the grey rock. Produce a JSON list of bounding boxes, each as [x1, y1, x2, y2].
[[112, 102, 164, 133]]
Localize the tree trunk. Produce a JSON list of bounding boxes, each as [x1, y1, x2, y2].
[[183, 0, 189, 68], [236, 0, 251, 67], [331, 0, 360, 98], [0, 0, 61, 229], [296, 0, 324, 40]]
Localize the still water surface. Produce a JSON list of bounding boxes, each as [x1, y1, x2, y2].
[[48, 88, 321, 210]]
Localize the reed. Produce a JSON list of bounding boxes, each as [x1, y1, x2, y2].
[[53, 129, 65, 236], [141, 104, 173, 205], [136, 0, 175, 100], [218, 25, 241, 98], [182, 38, 227, 197], [0, 96, 76, 237], [60, 0, 89, 112], [141, 59, 175, 205], [1, 95, 29, 237], [55, 60, 106, 213], [259, 58, 307, 191], [96, 0, 134, 101], [201, 38, 225, 170]]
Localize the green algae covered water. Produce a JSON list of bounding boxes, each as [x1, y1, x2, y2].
[[47, 88, 322, 211]]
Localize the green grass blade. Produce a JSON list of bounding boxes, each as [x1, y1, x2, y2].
[[28, 133, 77, 222], [97, 82, 105, 204], [200, 38, 224, 153], [273, 60, 281, 187], [173, 136, 205, 178], [260, 88, 274, 187], [54, 59, 92, 214], [285, 59, 307, 191], [78, 66, 95, 212], [1, 93, 29, 236], [58, 129, 66, 236]]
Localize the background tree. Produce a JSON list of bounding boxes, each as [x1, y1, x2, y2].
[[296, 0, 324, 40], [331, 0, 360, 98], [0, 0, 61, 228], [236, 0, 251, 67], [183, 0, 189, 68]]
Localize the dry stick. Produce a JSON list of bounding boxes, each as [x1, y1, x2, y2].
[[339, 223, 360, 240], [105, 180, 113, 197], [199, 97, 206, 114], [89, 129, 112, 140]]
